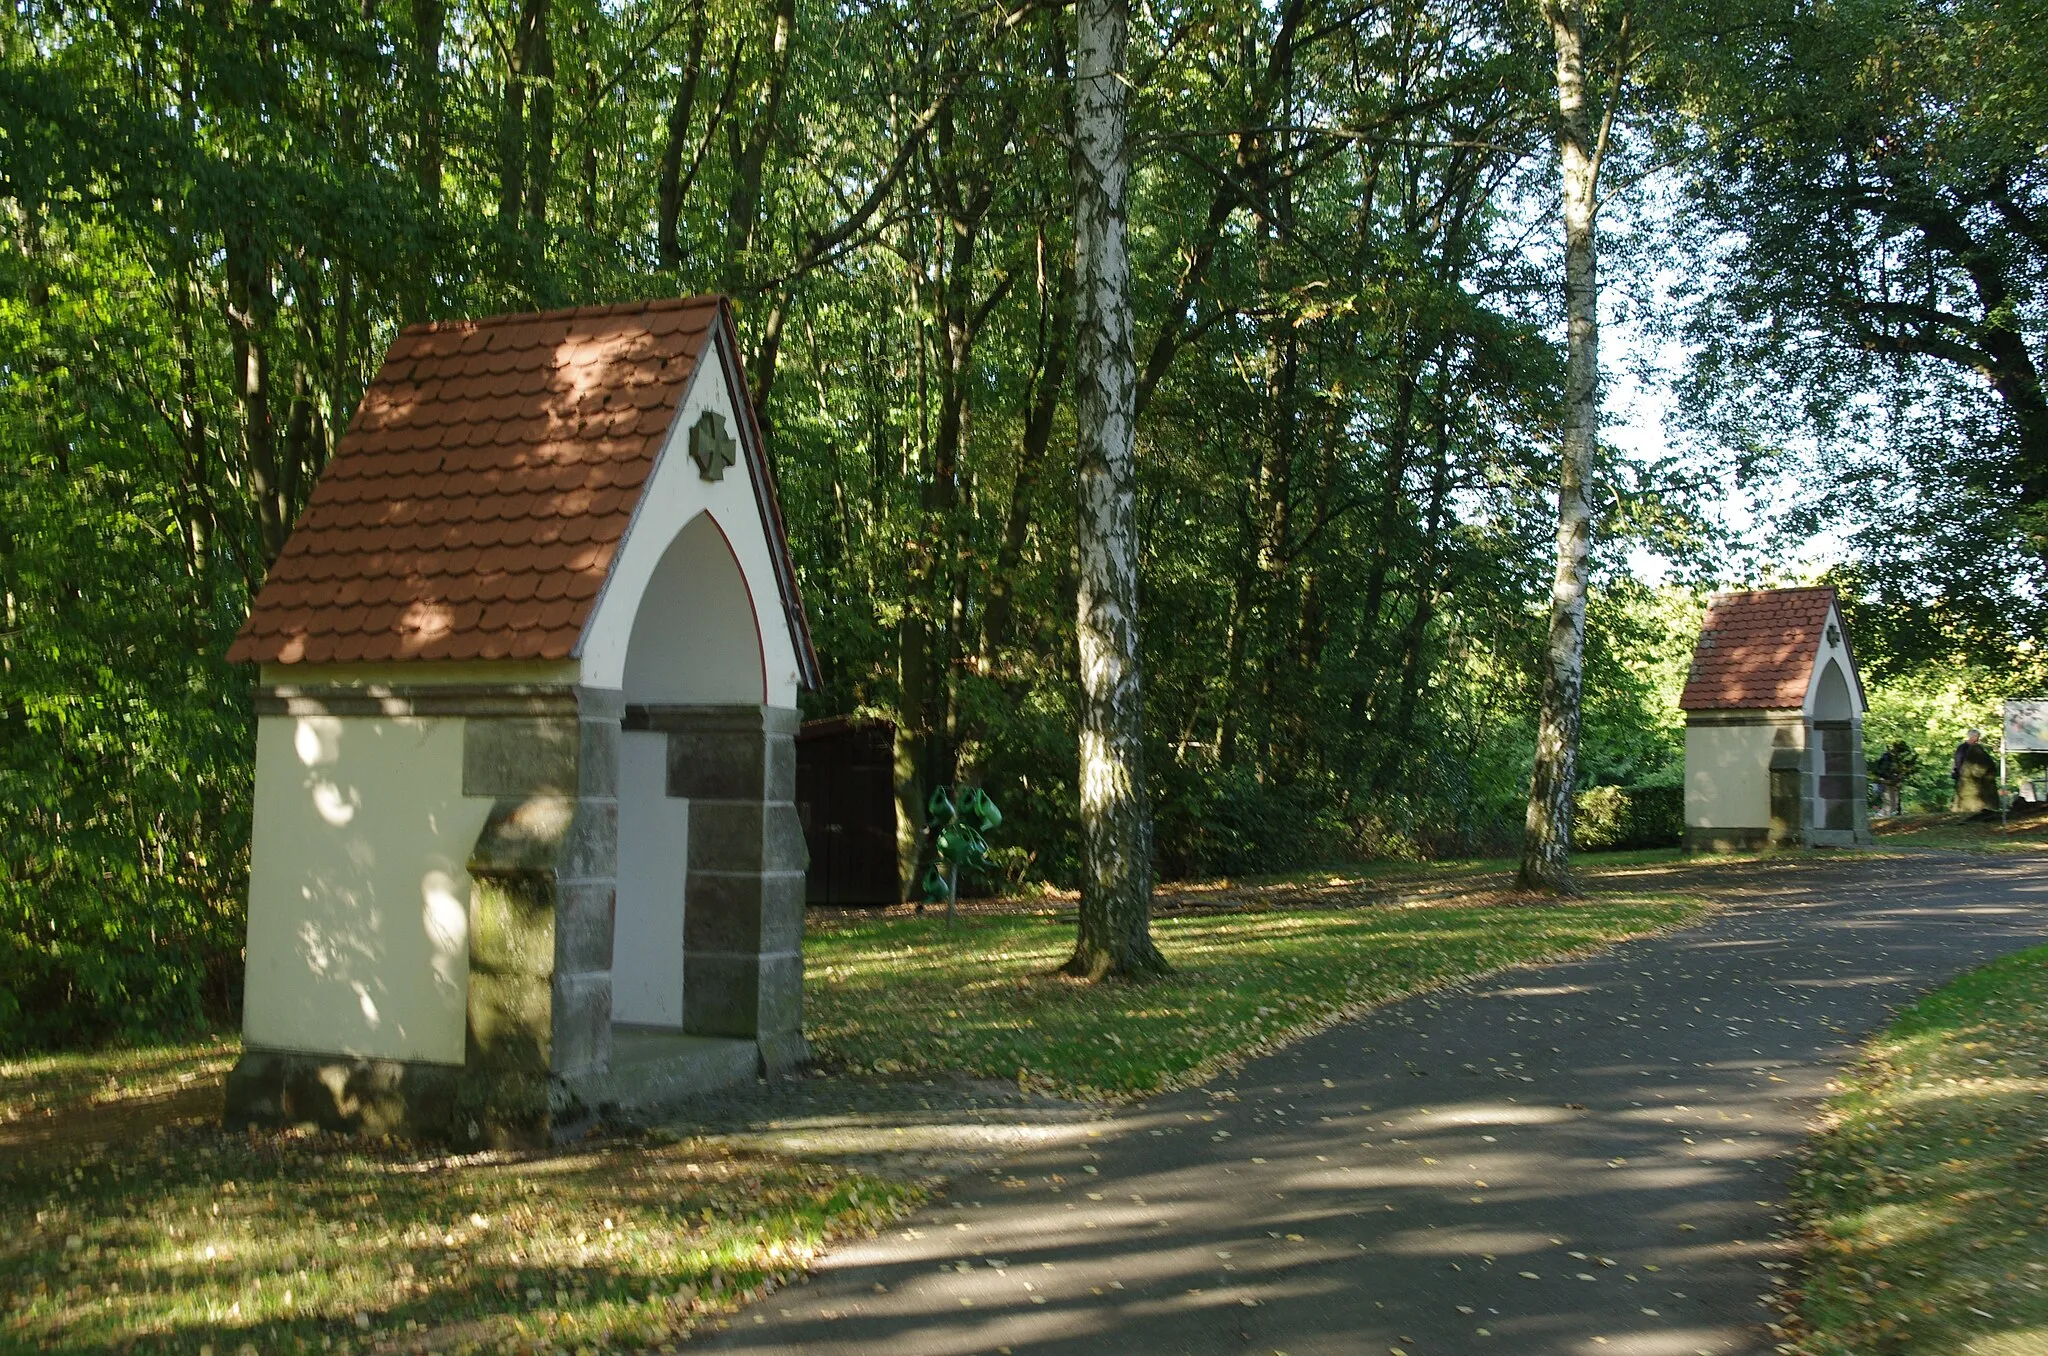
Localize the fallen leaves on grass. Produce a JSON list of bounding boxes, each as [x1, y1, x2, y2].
[[0, 1124, 920, 1354], [1787, 942, 2048, 1354], [804, 895, 1704, 1098]]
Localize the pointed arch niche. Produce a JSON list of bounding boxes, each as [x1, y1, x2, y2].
[[1813, 658, 1853, 722], [612, 512, 766, 1028], [622, 512, 767, 707]]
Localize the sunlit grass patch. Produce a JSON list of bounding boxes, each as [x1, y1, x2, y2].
[[1872, 811, 2048, 854], [805, 892, 1705, 1098], [1099, 848, 1699, 914], [1786, 943, 2048, 1354], [1, 1034, 237, 1128], [0, 1125, 918, 1354]]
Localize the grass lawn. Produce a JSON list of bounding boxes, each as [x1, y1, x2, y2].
[[1786, 943, 2048, 1355], [2, 865, 1712, 1353], [804, 887, 1708, 1097], [2, 1036, 240, 1161], [1099, 845, 1708, 914], [1873, 809, 2048, 854], [1, 1115, 917, 1355]]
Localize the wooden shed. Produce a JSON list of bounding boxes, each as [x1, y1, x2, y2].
[[222, 296, 819, 1144], [1678, 586, 1873, 850], [795, 717, 901, 906]]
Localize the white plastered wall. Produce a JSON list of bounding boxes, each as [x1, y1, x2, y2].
[[612, 730, 689, 1025], [243, 713, 494, 1064], [1684, 720, 1777, 828], [577, 327, 801, 708]]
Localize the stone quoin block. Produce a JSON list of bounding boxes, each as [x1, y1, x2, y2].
[[558, 800, 619, 884], [647, 705, 799, 799], [667, 729, 769, 800], [684, 869, 806, 953], [465, 969, 555, 1075], [688, 800, 766, 872], [464, 718, 582, 797], [684, 950, 804, 1043], [577, 715, 621, 798], [680, 800, 807, 873], [553, 879, 619, 975], [550, 971, 613, 1077], [469, 874, 557, 978]]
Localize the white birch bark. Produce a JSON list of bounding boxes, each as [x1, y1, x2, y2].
[[1519, 0, 1602, 893], [1067, 0, 1166, 977]]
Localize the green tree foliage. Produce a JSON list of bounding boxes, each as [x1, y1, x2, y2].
[[1578, 580, 1695, 789], [1571, 783, 1681, 850], [0, 290, 255, 1044], [0, 0, 1741, 1046], [1673, 0, 2048, 656]]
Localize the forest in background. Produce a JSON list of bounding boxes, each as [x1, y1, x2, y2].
[[3, 0, 2043, 1048]]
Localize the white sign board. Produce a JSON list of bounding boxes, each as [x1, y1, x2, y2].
[[2006, 700, 2048, 753]]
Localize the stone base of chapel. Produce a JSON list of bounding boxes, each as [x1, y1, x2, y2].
[[225, 1030, 809, 1146]]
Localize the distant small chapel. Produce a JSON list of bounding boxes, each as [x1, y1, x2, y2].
[[1678, 586, 1873, 850]]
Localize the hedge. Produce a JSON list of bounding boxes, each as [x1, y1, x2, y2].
[[1573, 784, 1684, 852]]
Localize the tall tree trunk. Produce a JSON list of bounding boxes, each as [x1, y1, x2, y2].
[[522, 0, 555, 228], [577, 17, 597, 233], [984, 246, 1071, 654], [1518, 0, 1603, 893], [497, 4, 529, 231], [1255, 318, 1301, 767], [892, 106, 1000, 899], [656, 0, 709, 266], [175, 266, 209, 590], [227, 230, 284, 564], [283, 367, 321, 519], [1377, 355, 1457, 789], [1354, 348, 1418, 671], [1066, 0, 1165, 979], [894, 610, 930, 903], [1218, 527, 1255, 766], [172, 48, 211, 599], [723, 0, 796, 293], [497, 0, 551, 243], [750, 291, 790, 413], [412, 0, 445, 208]]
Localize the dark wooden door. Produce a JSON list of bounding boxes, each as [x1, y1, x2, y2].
[[796, 719, 901, 906]]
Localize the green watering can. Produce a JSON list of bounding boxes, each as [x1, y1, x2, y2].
[[921, 785, 1002, 924]]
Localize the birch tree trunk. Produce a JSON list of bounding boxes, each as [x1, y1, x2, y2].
[[1518, 0, 1601, 893], [1067, 0, 1167, 979]]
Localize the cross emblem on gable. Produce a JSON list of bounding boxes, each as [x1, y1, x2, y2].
[[1826, 623, 1841, 648], [689, 410, 737, 481]]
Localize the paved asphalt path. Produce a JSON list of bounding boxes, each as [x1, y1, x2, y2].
[[702, 853, 2048, 1356]]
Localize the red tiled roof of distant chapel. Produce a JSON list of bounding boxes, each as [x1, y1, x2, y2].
[[1678, 586, 1848, 710], [227, 295, 814, 678]]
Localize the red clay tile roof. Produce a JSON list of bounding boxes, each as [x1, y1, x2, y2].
[[1678, 586, 1845, 710], [227, 296, 816, 683]]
